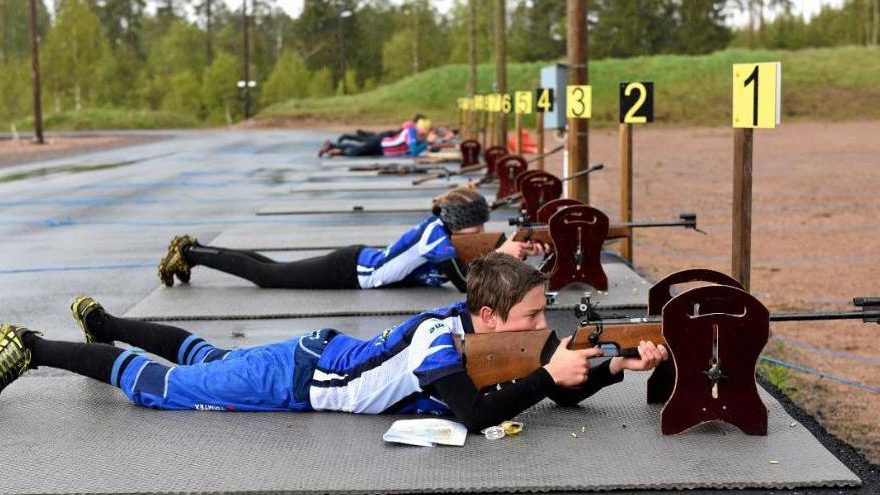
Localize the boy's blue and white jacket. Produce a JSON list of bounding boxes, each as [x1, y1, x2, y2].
[[356, 215, 457, 288], [309, 301, 471, 415]]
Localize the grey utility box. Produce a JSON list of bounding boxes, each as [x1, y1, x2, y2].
[[540, 63, 568, 130]]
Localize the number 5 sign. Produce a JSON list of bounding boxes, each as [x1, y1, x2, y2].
[[732, 62, 781, 129]]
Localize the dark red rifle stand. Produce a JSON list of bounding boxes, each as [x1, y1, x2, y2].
[[661, 284, 769, 436], [517, 171, 563, 220], [494, 154, 528, 198], [459, 140, 481, 167], [483, 146, 508, 180], [545, 204, 609, 291], [536, 198, 582, 223], [645, 269, 744, 405]]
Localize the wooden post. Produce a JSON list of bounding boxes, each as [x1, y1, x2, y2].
[[494, 0, 507, 148], [732, 128, 754, 291], [28, 0, 44, 144], [619, 123, 633, 262], [515, 113, 523, 155], [536, 111, 545, 170], [486, 111, 495, 148], [566, 0, 589, 203], [467, 0, 477, 141]]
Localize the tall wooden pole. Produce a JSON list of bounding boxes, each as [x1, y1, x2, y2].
[[494, 0, 507, 149], [468, 0, 478, 140], [566, 0, 589, 203], [536, 112, 545, 170], [514, 113, 523, 155], [29, 0, 44, 144], [732, 128, 754, 290], [242, 0, 251, 119], [619, 123, 633, 262]]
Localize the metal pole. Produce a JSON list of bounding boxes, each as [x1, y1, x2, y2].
[[28, 0, 43, 144], [566, 0, 589, 203], [494, 0, 507, 148], [242, 0, 250, 119], [619, 123, 633, 262], [733, 128, 754, 290]]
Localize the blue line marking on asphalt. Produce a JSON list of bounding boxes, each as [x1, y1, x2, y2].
[[0, 262, 155, 275]]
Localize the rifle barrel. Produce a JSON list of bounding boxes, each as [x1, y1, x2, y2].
[[581, 309, 880, 326]]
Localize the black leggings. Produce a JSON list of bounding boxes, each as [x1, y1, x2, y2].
[[24, 312, 211, 385], [331, 135, 383, 156], [183, 244, 362, 289]]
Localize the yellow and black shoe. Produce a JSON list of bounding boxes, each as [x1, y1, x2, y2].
[[71, 295, 111, 345], [0, 323, 39, 396], [157, 235, 198, 287]]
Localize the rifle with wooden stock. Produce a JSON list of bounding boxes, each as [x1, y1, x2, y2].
[[412, 144, 566, 186], [489, 164, 605, 210], [456, 296, 880, 391], [509, 212, 700, 244]]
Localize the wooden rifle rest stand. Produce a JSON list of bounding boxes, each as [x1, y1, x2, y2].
[[483, 146, 508, 181], [459, 140, 481, 167], [495, 155, 528, 198], [517, 171, 563, 220], [544, 204, 609, 291], [645, 269, 744, 405], [660, 284, 769, 435]]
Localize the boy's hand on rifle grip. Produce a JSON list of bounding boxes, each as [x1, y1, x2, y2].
[[496, 239, 546, 260], [610, 341, 669, 374], [544, 336, 605, 388]]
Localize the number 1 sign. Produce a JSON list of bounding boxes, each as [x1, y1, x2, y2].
[[732, 62, 781, 129]]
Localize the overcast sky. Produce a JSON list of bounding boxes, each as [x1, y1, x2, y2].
[[238, 0, 843, 26]]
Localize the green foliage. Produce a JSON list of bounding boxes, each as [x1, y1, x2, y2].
[[0, 58, 31, 130], [308, 68, 335, 98], [446, 0, 494, 64], [508, 0, 567, 62], [41, 0, 110, 111], [161, 72, 204, 118], [202, 51, 241, 124], [261, 50, 311, 106], [0, 0, 50, 61], [335, 69, 360, 96]]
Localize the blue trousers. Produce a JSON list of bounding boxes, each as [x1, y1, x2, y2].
[[113, 329, 335, 412]]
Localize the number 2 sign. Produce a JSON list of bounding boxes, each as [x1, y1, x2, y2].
[[619, 82, 654, 124]]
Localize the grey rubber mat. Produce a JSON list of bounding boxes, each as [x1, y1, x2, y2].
[[257, 198, 434, 215], [290, 181, 495, 193], [209, 221, 511, 250], [122, 260, 646, 320], [257, 198, 515, 216], [1, 373, 858, 494]]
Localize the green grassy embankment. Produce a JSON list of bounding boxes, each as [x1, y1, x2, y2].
[[260, 46, 880, 128], [12, 108, 200, 132]]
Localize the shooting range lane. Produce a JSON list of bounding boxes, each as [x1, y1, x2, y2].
[[3, 128, 868, 494], [208, 221, 512, 250], [256, 197, 516, 216], [123, 251, 648, 320], [0, 372, 857, 495], [289, 180, 498, 193]]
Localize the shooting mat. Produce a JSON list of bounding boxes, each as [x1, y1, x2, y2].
[[0, 372, 858, 494]]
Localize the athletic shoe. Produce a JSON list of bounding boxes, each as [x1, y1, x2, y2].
[[157, 235, 198, 287], [71, 295, 112, 345], [318, 140, 332, 157], [0, 323, 39, 396]]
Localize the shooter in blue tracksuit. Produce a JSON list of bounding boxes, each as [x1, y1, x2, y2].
[[0, 254, 667, 431], [156, 187, 544, 292]]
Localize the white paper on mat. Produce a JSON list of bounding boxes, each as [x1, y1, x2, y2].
[[382, 418, 467, 447]]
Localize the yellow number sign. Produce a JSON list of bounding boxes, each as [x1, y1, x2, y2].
[[566, 85, 592, 119], [474, 95, 485, 111], [514, 91, 532, 114], [501, 94, 512, 113], [732, 62, 781, 129]]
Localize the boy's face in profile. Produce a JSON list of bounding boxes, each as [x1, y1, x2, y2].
[[476, 285, 548, 334]]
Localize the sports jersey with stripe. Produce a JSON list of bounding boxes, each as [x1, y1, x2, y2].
[[356, 215, 457, 288], [309, 301, 471, 415], [381, 127, 428, 157]]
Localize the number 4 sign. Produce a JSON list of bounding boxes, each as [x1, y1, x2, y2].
[[732, 62, 781, 129]]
